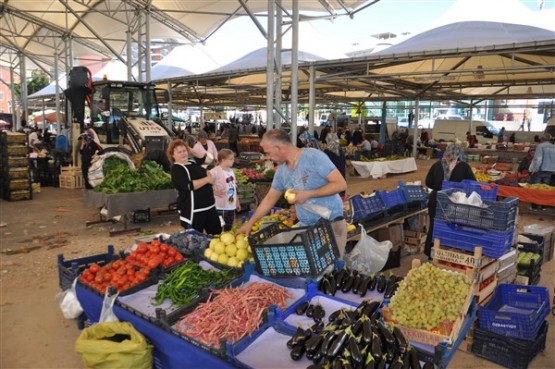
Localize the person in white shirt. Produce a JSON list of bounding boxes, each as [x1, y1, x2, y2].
[[28, 128, 40, 152], [192, 131, 219, 169], [210, 149, 241, 231]]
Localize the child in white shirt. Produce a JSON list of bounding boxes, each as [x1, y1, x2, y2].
[[210, 149, 241, 231]]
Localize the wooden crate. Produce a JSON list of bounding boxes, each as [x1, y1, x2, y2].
[[382, 259, 477, 347], [431, 241, 499, 281], [404, 230, 426, 251], [59, 173, 83, 189], [476, 275, 497, 305], [61, 165, 81, 175]]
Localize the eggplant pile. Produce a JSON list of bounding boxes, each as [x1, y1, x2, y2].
[[287, 299, 434, 369], [318, 268, 404, 299]]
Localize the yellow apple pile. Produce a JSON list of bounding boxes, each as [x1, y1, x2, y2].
[[204, 232, 254, 268]]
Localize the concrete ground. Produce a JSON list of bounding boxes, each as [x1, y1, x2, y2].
[[0, 158, 553, 369]]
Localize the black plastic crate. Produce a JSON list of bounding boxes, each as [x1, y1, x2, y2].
[[57, 245, 117, 290], [436, 188, 518, 232], [248, 219, 339, 278], [517, 233, 545, 254], [472, 321, 548, 369], [132, 208, 151, 223]]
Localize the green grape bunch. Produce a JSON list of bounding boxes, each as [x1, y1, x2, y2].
[[389, 263, 471, 331]]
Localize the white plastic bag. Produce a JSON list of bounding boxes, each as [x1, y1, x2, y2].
[[55, 278, 84, 320], [299, 202, 332, 220], [345, 225, 392, 274], [99, 288, 120, 323]]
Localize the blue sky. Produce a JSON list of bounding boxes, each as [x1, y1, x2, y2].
[[200, 0, 554, 65]]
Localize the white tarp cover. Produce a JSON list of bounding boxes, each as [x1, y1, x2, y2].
[[0, 1, 370, 72]]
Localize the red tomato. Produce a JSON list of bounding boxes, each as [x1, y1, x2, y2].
[[162, 258, 173, 268], [89, 263, 100, 274], [149, 245, 160, 254], [136, 243, 148, 254], [174, 253, 184, 262], [160, 244, 169, 253], [112, 260, 122, 269], [94, 275, 103, 284], [167, 248, 176, 257], [151, 239, 161, 247], [147, 258, 160, 269]]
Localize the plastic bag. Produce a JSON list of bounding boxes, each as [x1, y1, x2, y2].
[[99, 288, 119, 323], [299, 202, 332, 220], [88, 152, 136, 188], [345, 225, 392, 274], [55, 278, 83, 319], [75, 321, 152, 369]]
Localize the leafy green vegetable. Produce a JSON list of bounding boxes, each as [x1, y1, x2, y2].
[[94, 157, 172, 193]]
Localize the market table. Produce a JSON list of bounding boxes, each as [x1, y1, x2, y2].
[[75, 284, 235, 369], [497, 184, 555, 207], [351, 157, 417, 179], [464, 148, 528, 162], [83, 189, 177, 236]]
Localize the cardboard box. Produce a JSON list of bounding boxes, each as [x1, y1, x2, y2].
[[372, 223, 404, 252]]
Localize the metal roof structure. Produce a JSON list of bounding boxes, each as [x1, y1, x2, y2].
[[0, 0, 372, 76]]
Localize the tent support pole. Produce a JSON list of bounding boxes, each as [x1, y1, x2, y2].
[[290, 0, 299, 144], [266, 0, 275, 130]]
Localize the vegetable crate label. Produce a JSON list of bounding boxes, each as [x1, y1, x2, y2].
[[431, 244, 490, 268]]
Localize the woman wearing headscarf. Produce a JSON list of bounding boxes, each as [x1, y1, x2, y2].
[[424, 144, 475, 258]]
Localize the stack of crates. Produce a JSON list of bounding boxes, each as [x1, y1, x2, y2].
[[496, 248, 518, 284], [59, 165, 83, 189], [0, 132, 32, 201], [433, 180, 518, 259], [473, 284, 550, 369]]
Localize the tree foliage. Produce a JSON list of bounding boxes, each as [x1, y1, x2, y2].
[[14, 70, 49, 99]]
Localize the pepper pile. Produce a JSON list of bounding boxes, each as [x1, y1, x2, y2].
[[152, 261, 239, 306]]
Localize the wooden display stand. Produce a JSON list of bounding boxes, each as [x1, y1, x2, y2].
[[431, 241, 499, 304]]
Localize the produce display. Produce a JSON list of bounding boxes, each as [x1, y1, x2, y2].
[[387, 263, 471, 332], [175, 282, 292, 347], [95, 157, 172, 193], [79, 258, 153, 294], [167, 230, 213, 256], [152, 261, 239, 306], [249, 208, 297, 232], [526, 183, 555, 191], [318, 268, 403, 298], [285, 299, 428, 369], [239, 167, 274, 181], [518, 251, 541, 266], [358, 154, 405, 162], [204, 232, 254, 268], [126, 239, 184, 269]]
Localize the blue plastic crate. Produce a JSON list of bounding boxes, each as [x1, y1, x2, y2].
[[377, 187, 407, 217], [432, 219, 514, 259], [442, 179, 498, 201], [477, 284, 550, 341], [398, 180, 428, 207], [436, 188, 518, 232], [349, 193, 386, 223], [248, 219, 339, 278], [57, 245, 117, 290]]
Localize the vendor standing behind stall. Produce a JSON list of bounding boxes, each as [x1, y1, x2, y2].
[[237, 129, 348, 257], [167, 139, 222, 235], [79, 132, 102, 189], [424, 144, 475, 258]]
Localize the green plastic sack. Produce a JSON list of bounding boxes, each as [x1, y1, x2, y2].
[[75, 321, 152, 369]]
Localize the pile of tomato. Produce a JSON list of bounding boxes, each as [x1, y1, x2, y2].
[[79, 259, 151, 293], [79, 240, 185, 293], [126, 240, 184, 269]]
